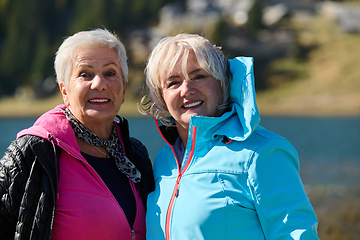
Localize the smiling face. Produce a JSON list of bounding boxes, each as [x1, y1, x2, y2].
[[60, 47, 126, 132], [161, 52, 223, 134]]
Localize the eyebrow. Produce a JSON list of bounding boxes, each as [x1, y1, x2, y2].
[[77, 61, 119, 68], [104, 62, 119, 67], [166, 68, 202, 80]]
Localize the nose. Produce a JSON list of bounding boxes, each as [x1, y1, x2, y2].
[[91, 74, 107, 90], [180, 80, 196, 97]]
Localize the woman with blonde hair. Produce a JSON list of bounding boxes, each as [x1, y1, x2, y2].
[[140, 33, 319, 240]]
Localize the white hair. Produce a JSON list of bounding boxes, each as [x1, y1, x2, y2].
[[54, 29, 128, 90]]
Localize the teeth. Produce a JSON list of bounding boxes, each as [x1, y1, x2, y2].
[[184, 101, 202, 108], [89, 99, 109, 103]]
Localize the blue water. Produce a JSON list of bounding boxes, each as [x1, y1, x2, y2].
[[1, 116, 359, 186]]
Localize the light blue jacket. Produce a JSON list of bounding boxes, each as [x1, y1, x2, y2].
[[146, 57, 319, 240]]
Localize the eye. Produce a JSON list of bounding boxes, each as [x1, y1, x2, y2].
[[79, 71, 91, 78], [167, 81, 180, 88], [165, 80, 181, 89], [104, 70, 117, 77], [192, 74, 206, 80]]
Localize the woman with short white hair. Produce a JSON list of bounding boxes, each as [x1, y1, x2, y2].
[[0, 29, 154, 240]]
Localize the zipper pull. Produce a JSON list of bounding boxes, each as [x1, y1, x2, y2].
[[174, 184, 179, 197], [174, 175, 181, 197], [131, 229, 135, 240]]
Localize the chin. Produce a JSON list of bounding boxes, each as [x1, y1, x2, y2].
[[87, 110, 115, 120]]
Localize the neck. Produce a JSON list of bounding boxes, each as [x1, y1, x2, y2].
[[76, 137, 109, 158], [85, 121, 113, 141], [65, 107, 114, 141], [176, 124, 189, 148]]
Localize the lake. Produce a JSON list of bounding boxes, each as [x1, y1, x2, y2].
[[1, 116, 359, 187]]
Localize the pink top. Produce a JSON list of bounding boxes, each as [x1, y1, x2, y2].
[[51, 150, 146, 240], [17, 105, 146, 240]]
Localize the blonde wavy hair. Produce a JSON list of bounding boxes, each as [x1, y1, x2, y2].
[[139, 33, 231, 125]]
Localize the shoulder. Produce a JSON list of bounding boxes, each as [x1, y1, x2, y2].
[[115, 117, 154, 191], [116, 117, 151, 164], [129, 137, 153, 175], [243, 127, 300, 186], [129, 137, 155, 200], [0, 135, 47, 210], [129, 137, 149, 160], [218, 125, 299, 174], [3, 135, 45, 161], [240, 125, 298, 156], [1, 135, 52, 173], [252, 126, 298, 159], [0, 134, 57, 239]]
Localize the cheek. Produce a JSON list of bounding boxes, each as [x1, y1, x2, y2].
[[73, 83, 89, 98], [216, 89, 223, 105], [162, 90, 178, 107], [161, 91, 169, 107], [209, 82, 223, 104], [162, 95, 175, 113], [112, 80, 125, 94], [66, 83, 87, 106]]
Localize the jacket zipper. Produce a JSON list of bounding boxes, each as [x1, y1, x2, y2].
[[44, 134, 59, 239], [48, 134, 60, 200], [131, 229, 135, 240], [165, 126, 197, 240]]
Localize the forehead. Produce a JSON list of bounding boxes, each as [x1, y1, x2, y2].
[[165, 51, 201, 77], [72, 47, 119, 66]]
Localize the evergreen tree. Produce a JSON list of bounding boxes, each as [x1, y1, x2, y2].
[[0, 0, 177, 97], [245, 0, 264, 37]]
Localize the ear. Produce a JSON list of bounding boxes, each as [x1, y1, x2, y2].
[[121, 82, 128, 104], [59, 82, 70, 106]]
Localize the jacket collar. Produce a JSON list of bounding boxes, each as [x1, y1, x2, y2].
[[158, 56, 260, 144], [17, 104, 81, 156]]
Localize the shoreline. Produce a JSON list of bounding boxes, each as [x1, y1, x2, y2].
[[0, 94, 358, 118], [1, 105, 358, 118]]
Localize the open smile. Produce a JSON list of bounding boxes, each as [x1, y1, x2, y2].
[[183, 101, 203, 109], [88, 98, 110, 103]]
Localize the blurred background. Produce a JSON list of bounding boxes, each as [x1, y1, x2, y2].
[[0, 0, 360, 238]]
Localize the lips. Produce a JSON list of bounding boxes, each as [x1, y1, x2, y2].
[[183, 101, 202, 109]]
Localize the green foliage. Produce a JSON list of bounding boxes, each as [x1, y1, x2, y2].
[[336, 0, 360, 3], [245, 0, 264, 37], [212, 17, 228, 47], [0, 0, 169, 97]]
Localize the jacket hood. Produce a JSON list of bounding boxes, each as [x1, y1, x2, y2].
[[227, 56, 260, 141], [17, 104, 81, 156], [157, 56, 260, 143]]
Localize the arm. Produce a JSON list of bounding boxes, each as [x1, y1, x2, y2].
[[0, 136, 34, 239], [248, 137, 319, 240]]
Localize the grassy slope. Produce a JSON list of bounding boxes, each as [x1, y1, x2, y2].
[[257, 16, 360, 116], [0, 16, 359, 117]]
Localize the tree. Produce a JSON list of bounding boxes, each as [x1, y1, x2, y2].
[[245, 0, 264, 38], [0, 0, 68, 96], [0, 0, 171, 97]]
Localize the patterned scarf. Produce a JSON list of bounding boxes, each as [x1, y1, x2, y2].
[[62, 107, 141, 183]]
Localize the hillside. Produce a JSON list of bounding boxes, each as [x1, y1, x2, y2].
[[0, 16, 359, 118], [256, 15, 360, 116]]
